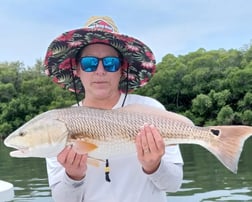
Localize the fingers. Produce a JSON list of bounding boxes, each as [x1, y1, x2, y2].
[[57, 146, 71, 164], [58, 146, 87, 166], [57, 146, 88, 180], [135, 123, 165, 174], [144, 124, 158, 153], [140, 124, 151, 153], [136, 123, 164, 154], [135, 131, 144, 156], [150, 125, 165, 152]]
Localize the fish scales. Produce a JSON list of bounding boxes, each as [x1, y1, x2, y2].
[[4, 104, 252, 173], [53, 107, 217, 159]]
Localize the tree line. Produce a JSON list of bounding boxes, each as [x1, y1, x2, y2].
[[1, 43, 252, 138], [136, 44, 252, 126]]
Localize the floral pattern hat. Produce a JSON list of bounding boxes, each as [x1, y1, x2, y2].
[[44, 16, 156, 93]]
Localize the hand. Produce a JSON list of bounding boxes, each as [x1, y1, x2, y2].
[[57, 146, 88, 180], [135, 123, 165, 174]]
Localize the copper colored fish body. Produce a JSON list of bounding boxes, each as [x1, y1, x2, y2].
[[4, 104, 252, 173]]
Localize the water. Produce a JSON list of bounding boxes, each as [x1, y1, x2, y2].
[[0, 141, 52, 202], [1, 140, 252, 202], [167, 141, 252, 201]]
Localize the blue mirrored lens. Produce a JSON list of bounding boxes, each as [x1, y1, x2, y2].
[[103, 57, 120, 72], [80, 57, 99, 72], [80, 57, 121, 72]]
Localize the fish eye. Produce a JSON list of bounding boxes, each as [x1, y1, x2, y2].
[[19, 132, 25, 137]]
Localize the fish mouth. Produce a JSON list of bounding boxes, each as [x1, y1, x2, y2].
[[9, 147, 29, 157]]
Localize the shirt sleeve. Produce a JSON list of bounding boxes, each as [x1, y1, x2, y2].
[[146, 145, 184, 192], [46, 157, 86, 202]]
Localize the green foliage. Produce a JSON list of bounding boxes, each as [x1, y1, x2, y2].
[[216, 106, 234, 125], [0, 61, 76, 138], [136, 42, 252, 126], [1, 41, 252, 138]]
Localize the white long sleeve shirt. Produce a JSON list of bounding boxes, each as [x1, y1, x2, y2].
[[46, 94, 184, 202]]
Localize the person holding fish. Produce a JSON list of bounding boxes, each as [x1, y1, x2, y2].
[[43, 16, 193, 202]]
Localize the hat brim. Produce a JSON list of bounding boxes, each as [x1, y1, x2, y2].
[[44, 28, 156, 94]]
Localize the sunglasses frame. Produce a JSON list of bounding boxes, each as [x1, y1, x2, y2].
[[79, 56, 122, 72]]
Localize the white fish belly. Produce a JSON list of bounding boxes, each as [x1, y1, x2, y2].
[[86, 139, 136, 160]]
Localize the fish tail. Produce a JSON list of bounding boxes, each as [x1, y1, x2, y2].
[[205, 125, 252, 173]]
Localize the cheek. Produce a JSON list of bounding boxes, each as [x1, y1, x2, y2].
[[80, 74, 90, 87], [113, 71, 122, 83], [77, 69, 89, 87]]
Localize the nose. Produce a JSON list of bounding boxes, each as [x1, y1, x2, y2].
[[95, 60, 106, 75]]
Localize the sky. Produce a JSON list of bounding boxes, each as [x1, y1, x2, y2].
[[0, 0, 251, 67]]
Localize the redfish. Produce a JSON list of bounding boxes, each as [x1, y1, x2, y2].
[[4, 104, 252, 173]]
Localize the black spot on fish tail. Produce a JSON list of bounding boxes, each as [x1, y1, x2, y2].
[[211, 129, 220, 136]]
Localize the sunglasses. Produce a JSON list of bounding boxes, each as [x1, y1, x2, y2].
[[79, 56, 121, 72]]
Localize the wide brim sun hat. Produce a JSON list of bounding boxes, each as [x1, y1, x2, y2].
[[44, 16, 156, 94]]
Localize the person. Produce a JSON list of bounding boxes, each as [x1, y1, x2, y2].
[[44, 16, 193, 202]]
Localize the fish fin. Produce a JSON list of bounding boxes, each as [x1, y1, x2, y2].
[[87, 156, 105, 167], [72, 140, 98, 154], [203, 125, 252, 173], [120, 104, 193, 125]]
